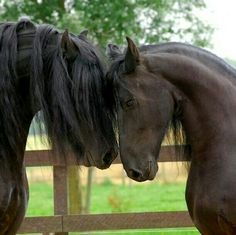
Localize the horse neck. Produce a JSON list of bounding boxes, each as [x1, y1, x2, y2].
[[141, 42, 236, 83], [146, 53, 236, 154]]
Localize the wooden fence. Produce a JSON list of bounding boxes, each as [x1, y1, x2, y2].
[[18, 145, 194, 234]]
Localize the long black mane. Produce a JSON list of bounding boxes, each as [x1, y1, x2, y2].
[[0, 21, 29, 159], [0, 19, 115, 159]]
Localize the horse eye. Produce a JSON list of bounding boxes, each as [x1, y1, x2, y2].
[[126, 99, 134, 106], [124, 99, 137, 109]]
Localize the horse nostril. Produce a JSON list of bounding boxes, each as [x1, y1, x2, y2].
[[128, 169, 143, 180], [102, 152, 113, 166]]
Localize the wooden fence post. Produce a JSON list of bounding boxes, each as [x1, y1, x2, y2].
[[84, 167, 93, 213], [68, 166, 82, 214], [53, 165, 68, 235]]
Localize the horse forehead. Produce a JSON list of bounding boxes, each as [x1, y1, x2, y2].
[[120, 66, 149, 85]]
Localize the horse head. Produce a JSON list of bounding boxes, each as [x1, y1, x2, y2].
[[107, 38, 175, 181]]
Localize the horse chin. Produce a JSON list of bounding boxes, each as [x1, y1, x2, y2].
[[81, 151, 95, 167], [147, 162, 158, 180], [82, 150, 116, 170]]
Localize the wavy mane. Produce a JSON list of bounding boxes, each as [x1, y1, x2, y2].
[[0, 21, 28, 159], [0, 19, 116, 160]]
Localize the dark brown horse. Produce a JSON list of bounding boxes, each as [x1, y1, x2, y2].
[[107, 38, 236, 235], [0, 19, 117, 234]]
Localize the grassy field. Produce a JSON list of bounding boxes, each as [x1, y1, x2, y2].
[[26, 180, 200, 234]]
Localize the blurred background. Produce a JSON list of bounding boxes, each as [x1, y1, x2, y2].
[[1, 0, 235, 234], [1, 0, 235, 61], [0, 0, 215, 48]]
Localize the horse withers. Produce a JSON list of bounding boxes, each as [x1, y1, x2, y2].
[[107, 38, 236, 235], [0, 19, 117, 234]]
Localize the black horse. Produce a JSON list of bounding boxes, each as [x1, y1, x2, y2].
[[0, 19, 117, 234], [107, 38, 236, 235]]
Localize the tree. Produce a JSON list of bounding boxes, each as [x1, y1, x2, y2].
[[0, 0, 213, 47]]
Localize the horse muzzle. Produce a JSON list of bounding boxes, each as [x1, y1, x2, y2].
[[126, 161, 158, 182]]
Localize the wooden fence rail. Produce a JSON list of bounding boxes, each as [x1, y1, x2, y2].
[[18, 145, 194, 234]]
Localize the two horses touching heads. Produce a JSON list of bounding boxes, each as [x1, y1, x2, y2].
[[1, 18, 236, 234]]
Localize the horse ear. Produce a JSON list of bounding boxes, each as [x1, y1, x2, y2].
[[106, 43, 122, 60], [124, 37, 140, 73], [79, 29, 88, 39], [61, 29, 79, 60]]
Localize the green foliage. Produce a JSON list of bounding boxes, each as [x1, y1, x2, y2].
[[0, 0, 213, 47], [0, 0, 66, 24]]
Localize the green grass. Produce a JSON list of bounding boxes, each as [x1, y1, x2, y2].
[[77, 229, 199, 235], [27, 182, 53, 216], [90, 181, 188, 213], [26, 181, 199, 234], [27, 181, 188, 215]]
